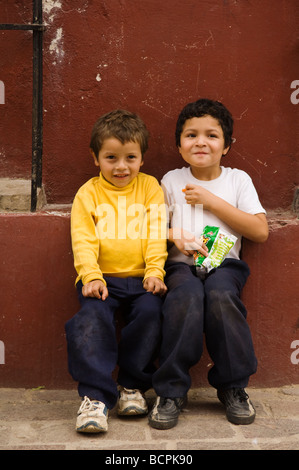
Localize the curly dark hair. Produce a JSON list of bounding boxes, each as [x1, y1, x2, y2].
[[175, 98, 234, 149]]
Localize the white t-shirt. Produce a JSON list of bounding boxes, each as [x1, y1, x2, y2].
[[161, 166, 266, 265]]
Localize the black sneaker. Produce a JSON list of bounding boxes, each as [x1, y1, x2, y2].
[[217, 388, 256, 425], [148, 396, 187, 430]]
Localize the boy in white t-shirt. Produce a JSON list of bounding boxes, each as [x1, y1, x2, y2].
[[149, 98, 269, 429]]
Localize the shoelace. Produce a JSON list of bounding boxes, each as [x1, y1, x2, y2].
[[121, 388, 143, 399], [123, 387, 138, 394], [78, 396, 105, 414], [159, 397, 183, 408], [233, 388, 249, 402]]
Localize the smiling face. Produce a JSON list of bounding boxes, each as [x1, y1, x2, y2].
[[179, 115, 230, 180], [92, 137, 143, 188]]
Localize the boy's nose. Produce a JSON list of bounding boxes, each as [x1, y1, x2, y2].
[[116, 159, 127, 170], [195, 135, 206, 146]]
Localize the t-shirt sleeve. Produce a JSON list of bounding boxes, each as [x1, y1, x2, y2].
[[236, 171, 266, 215]]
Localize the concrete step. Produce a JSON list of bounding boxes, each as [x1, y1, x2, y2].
[[0, 178, 46, 212], [0, 386, 299, 450]]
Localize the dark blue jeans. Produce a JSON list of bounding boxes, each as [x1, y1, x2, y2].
[[65, 277, 163, 409], [152, 259, 257, 398]]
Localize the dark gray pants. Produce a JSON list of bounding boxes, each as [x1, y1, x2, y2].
[[65, 277, 163, 409], [152, 259, 257, 398]]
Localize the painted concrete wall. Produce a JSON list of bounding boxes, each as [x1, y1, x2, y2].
[[0, 212, 298, 388], [1, 1, 298, 207], [0, 1, 298, 388]]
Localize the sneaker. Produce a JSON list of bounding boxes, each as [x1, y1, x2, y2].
[[217, 388, 256, 425], [148, 396, 187, 429], [76, 396, 108, 433], [117, 387, 148, 416]]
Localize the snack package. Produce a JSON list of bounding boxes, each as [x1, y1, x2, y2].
[[193, 226, 219, 266], [194, 226, 237, 273]]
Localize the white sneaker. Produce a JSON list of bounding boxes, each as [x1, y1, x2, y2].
[[76, 396, 108, 433], [117, 387, 148, 416]]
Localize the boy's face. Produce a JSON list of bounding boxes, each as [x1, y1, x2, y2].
[[179, 115, 229, 178], [92, 137, 143, 188]]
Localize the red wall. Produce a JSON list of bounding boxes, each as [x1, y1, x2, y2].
[[0, 212, 298, 388], [0, 1, 298, 388], [0, 1, 298, 206]]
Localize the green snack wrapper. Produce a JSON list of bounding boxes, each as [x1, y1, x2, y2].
[[193, 226, 219, 266], [202, 228, 237, 272]]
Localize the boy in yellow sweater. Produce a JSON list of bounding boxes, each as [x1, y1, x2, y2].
[[65, 109, 168, 433]]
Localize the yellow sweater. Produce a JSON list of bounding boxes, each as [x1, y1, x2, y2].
[[71, 172, 168, 285]]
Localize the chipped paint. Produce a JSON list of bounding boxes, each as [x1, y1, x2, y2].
[[43, 0, 62, 13], [43, 0, 62, 23], [43, 1, 64, 62], [257, 159, 268, 167], [49, 28, 64, 62], [235, 108, 248, 120]]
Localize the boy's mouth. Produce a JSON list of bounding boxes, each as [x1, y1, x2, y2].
[[113, 173, 129, 179]]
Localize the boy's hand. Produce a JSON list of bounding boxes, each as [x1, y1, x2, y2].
[[82, 279, 109, 300], [183, 185, 269, 243], [183, 184, 214, 209], [143, 277, 167, 296], [171, 228, 209, 257]]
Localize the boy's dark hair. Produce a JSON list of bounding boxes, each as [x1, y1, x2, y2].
[[90, 109, 149, 158], [175, 98, 234, 149]]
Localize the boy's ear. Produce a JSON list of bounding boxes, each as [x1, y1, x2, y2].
[[222, 146, 230, 156], [90, 149, 100, 167]]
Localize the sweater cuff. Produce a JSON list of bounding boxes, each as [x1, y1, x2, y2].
[[82, 272, 106, 286], [143, 267, 165, 282]]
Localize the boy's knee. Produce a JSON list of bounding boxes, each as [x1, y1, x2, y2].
[[167, 281, 202, 305], [65, 307, 96, 337], [163, 285, 203, 325], [66, 301, 112, 334], [206, 288, 247, 322]]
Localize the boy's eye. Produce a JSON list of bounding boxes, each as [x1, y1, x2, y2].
[[127, 155, 137, 160], [106, 155, 116, 160], [186, 133, 196, 138]]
